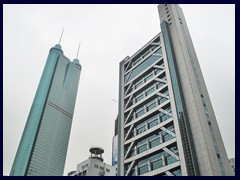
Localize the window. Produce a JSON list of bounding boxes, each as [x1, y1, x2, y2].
[[150, 138, 160, 148], [164, 133, 172, 142], [166, 155, 176, 165], [155, 68, 161, 74], [82, 170, 87, 176], [145, 73, 153, 81], [166, 11, 169, 14], [165, 7, 168, 11], [106, 168, 110, 173], [135, 80, 143, 89], [146, 86, 155, 96], [125, 48, 162, 83], [138, 164, 148, 175], [137, 126, 146, 135], [136, 108, 145, 118], [94, 164, 98, 168], [167, 14, 170, 18], [138, 144, 147, 153], [168, 18, 171, 22], [149, 119, 158, 128], [100, 166, 104, 170], [152, 159, 163, 170], [135, 93, 144, 102], [146, 100, 156, 111], [172, 169, 181, 176], [159, 97, 167, 104]]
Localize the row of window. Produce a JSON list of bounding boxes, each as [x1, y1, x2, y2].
[[94, 164, 110, 172], [125, 146, 179, 176], [124, 105, 172, 143], [124, 48, 163, 84], [134, 80, 166, 105], [124, 109, 172, 142], [124, 69, 165, 109], [125, 123, 175, 158], [124, 37, 161, 72], [125, 87, 169, 121], [124, 58, 165, 100]]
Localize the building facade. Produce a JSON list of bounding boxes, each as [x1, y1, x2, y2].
[[117, 4, 232, 176], [229, 158, 235, 175], [10, 44, 82, 176], [68, 147, 116, 176]]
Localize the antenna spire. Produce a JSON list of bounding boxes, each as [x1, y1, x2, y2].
[[76, 42, 81, 59], [59, 28, 64, 44]]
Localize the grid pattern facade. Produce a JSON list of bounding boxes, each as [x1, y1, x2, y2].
[[10, 45, 81, 176], [118, 4, 232, 176], [118, 34, 183, 176], [158, 4, 232, 176]]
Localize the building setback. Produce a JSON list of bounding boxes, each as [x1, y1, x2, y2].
[[117, 4, 232, 176], [10, 43, 82, 176]]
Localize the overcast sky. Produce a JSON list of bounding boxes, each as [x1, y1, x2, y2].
[[3, 4, 235, 176]]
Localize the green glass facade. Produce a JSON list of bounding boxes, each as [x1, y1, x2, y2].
[[10, 44, 81, 176]]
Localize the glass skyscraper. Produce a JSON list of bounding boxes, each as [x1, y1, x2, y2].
[[10, 43, 81, 176], [117, 4, 232, 176]]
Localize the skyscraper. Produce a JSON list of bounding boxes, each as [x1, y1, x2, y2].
[[118, 4, 232, 176], [228, 158, 235, 175], [10, 43, 82, 176]]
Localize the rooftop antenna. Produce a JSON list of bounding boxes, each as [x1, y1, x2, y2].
[[58, 28, 64, 45], [76, 42, 81, 59]]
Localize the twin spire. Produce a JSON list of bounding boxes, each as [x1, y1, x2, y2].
[[58, 28, 81, 59]]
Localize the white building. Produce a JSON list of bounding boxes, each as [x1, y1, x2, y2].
[[117, 4, 232, 176], [68, 147, 116, 176]]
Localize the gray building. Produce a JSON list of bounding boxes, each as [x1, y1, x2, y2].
[[10, 43, 82, 176], [117, 4, 232, 176], [229, 158, 235, 175], [68, 147, 116, 176]]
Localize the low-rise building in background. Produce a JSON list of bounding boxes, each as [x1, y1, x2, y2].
[[68, 147, 116, 176]]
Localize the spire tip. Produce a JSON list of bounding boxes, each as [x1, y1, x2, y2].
[[59, 28, 65, 45], [76, 41, 81, 59]]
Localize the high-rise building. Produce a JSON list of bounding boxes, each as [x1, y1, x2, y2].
[[10, 43, 82, 176], [68, 147, 116, 176], [118, 4, 232, 176], [112, 116, 118, 166], [229, 158, 235, 175]]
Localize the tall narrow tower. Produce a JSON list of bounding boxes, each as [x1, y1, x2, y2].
[[118, 4, 232, 176], [10, 43, 82, 176]]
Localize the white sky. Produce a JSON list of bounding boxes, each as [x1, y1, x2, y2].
[[3, 4, 235, 176]]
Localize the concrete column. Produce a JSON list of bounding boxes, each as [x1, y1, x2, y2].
[[146, 140, 150, 150], [148, 160, 152, 172], [134, 146, 137, 155], [135, 166, 138, 176], [162, 155, 166, 166], [159, 134, 163, 143], [134, 128, 137, 136], [145, 122, 148, 130]]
